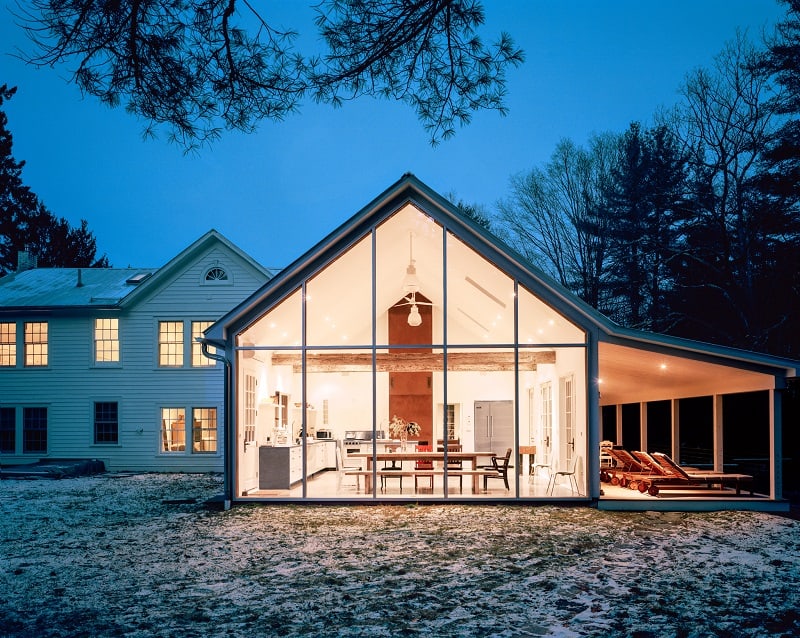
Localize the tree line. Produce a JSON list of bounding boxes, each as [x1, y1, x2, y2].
[[494, 2, 800, 358]]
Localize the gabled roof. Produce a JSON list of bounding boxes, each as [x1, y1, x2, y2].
[[0, 229, 271, 313], [205, 174, 798, 380]]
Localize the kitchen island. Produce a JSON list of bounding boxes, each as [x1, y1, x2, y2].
[[258, 440, 336, 489]]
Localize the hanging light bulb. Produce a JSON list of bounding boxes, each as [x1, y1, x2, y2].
[[407, 303, 422, 327]]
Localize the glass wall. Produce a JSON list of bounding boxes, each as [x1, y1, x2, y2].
[[234, 203, 588, 499]]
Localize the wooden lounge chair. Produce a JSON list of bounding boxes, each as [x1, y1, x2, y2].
[[651, 452, 754, 496], [602, 447, 660, 489], [625, 451, 756, 496]]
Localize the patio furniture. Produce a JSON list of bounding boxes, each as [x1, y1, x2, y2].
[[651, 452, 754, 496]]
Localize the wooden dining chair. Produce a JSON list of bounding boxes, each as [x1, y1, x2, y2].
[[414, 442, 433, 492], [481, 448, 513, 491]]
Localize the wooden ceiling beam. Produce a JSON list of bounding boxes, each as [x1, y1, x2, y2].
[[269, 351, 555, 372]]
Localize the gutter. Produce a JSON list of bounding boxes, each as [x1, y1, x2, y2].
[[201, 341, 234, 510]]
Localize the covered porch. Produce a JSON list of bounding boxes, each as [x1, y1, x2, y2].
[[593, 337, 792, 510]]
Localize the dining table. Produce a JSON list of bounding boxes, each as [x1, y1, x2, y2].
[[351, 451, 488, 493]]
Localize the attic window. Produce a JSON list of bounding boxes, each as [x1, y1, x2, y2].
[[126, 272, 151, 285], [205, 267, 228, 282]]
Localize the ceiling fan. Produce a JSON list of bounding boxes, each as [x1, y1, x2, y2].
[[394, 233, 434, 326]]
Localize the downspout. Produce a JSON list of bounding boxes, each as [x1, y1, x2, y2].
[[202, 341, 233, 510]]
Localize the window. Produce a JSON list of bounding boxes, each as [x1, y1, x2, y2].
[[192, 407, 217, 453], [205, 267, 228, 282], [0, 407, 15, 453], [244, 375, 256, 444], [192, 321, 216, 367], [24, 322, 48, 367], [540, 382, 553, 466], [161, 408, 185, 452], [94, 402, 119, 444], [0, 323, 16, 367], [158, 321, 184, 367], [23, 407, 47, 453], [95, 318, 120, 363], [446, 404, 456, 440], [560, 375, 576, 466]]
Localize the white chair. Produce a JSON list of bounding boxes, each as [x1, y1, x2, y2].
[[547, 456, 582, 495], [336, 446, 361, 490]]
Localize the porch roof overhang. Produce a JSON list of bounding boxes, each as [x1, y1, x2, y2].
[[596, 327, 799, 405]]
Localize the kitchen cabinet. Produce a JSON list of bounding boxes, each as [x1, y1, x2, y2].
[[258, 440, 336, 489]]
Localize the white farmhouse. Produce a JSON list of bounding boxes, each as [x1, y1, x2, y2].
[[0, 230, 270, 472]]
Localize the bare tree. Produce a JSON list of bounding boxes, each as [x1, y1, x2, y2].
[[674, 32, 780, 348], [15, 0, 524, 150], [496, 135, 615, 310]]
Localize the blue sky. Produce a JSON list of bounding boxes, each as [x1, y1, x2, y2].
[[0, 0, 788, 270]]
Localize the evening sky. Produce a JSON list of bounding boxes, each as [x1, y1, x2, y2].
[[0, 0, 788, 270]]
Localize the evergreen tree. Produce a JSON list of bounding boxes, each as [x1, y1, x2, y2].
[[602, 123, 688, 332], [0, 84, 109, 275], [758, 0, 800, 206]]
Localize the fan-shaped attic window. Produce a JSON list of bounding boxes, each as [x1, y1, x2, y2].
[[203, 266, 230, 284]]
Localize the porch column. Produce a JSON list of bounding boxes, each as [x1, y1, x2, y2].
[[615, 404, 623, 447], [671, 399, 680, 463], [770, 388, 783, 500], [713, 394, 724, 472], [639, 402, 648, 452], [587, 332, 601, 499]]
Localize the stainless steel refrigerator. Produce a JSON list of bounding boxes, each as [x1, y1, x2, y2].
[[473, 400, 514, 454]]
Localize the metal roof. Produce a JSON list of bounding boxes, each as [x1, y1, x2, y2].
[[0, 267, 157, 309]]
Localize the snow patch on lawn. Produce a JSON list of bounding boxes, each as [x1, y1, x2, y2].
[[1, 473, 798, 637]]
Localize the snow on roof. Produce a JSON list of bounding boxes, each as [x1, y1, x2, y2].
[[0, 267, 157, 309]]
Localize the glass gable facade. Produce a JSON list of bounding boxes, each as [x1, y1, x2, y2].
[[234, 204, 588, 500]]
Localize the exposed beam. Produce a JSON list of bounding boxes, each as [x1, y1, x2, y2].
[[270, 351, 555, 372]]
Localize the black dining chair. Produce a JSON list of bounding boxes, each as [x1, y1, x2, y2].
[[381, 452, 404, 493], [481, 448, 513, 491], [438, 442, 463, 493]]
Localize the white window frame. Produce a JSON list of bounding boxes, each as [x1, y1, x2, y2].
[[192, 321, 216, 367], [192, 407, 218, 453], [161, 407, 186, 452], [158, 321, 184, 367], [0, 322, 16, 367], [24, 322, 48, 367], [94, 318, 120, 364]]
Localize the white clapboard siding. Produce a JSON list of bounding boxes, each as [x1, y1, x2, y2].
[[0, 231, 270, 472]]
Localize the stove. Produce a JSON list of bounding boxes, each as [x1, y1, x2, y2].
[[343, 430, 387, 460], [343, 430, 386, 444]]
